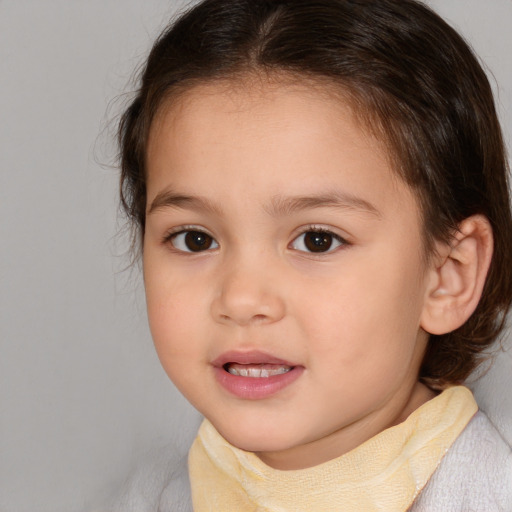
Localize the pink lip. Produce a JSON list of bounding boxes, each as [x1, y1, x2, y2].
[[212, 350, 296, 368], [212, 350, 304, 400]]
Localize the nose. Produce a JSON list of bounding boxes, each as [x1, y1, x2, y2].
[[210, 261, 286, 326]]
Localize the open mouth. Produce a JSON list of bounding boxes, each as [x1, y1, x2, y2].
[[214, 353, 303, 399], [223, 363, 293, 378]]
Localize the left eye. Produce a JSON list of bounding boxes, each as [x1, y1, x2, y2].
[[291, 230, 345, 253]]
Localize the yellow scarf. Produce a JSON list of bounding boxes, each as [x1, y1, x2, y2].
[[188, 386, 477, 512]]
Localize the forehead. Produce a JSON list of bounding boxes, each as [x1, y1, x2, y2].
[[148, 76, 387, 162], [145, 78, 418, 221]]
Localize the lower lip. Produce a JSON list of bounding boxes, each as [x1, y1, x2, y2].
[[214, 366, 304, 400]]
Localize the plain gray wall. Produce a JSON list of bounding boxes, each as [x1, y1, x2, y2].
[[1, 1, 510, 511]]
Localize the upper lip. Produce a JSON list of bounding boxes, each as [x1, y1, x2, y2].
[[212, 350, 297, 368]]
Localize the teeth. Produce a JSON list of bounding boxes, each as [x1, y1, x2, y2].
[[226, 364, 292, 377]]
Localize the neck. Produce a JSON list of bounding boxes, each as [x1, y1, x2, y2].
[[256, 381, 437, 470]]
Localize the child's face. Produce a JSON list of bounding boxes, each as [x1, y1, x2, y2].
[[143, 80, 436, 470]]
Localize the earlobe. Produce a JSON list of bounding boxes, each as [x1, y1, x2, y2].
[[420, 215, 493, 335]]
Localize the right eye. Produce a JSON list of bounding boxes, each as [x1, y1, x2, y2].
[[168, 230, 219, 253], [290, 229, 346, 254]]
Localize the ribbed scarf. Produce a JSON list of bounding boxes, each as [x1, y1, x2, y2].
[[189, 386, 477, 512]]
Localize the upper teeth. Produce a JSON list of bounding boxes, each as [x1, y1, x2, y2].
[[226, 364, 292, 377]]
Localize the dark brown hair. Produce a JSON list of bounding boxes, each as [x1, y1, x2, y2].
[[118, 0, 512, 387]]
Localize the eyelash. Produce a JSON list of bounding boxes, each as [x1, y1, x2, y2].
[[163, 226, 219, 253], [162, 225, 350, 254], [289, 226, 349, 254]]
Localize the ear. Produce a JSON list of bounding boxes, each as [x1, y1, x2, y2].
[[420, 215, 493, 335]]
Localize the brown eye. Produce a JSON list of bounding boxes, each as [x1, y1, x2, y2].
[[304, 232, 333, 252], [291, 230, 344, 253], [170, 230, 219, 252]]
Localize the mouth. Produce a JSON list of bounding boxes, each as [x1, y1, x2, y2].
[[223, 363, 293, 378], [213, 351, 303, 399]]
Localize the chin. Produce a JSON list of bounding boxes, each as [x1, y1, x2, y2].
[[212, 419, 300, 454]]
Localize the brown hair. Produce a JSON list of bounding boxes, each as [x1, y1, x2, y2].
[[118, 0, 512, 387]]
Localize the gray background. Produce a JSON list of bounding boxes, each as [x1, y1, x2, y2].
[[1, 1, 511, 511]]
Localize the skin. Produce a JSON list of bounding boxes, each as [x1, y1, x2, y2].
[[143, 80, 438, 470]]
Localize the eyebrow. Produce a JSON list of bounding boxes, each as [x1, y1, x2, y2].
[[148, 188, 381, 218], [148, 190, 221, 215], [265, 192, 382, 218]]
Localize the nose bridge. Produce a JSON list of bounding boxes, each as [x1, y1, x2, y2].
[[211, 248, 286, 326]]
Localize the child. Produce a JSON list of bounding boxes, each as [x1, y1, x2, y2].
[[116, 0, 512, 510]]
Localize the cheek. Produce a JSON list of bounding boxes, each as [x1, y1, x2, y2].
[[147, 287, 196, 340], [293, 253, 426, 366], [146, 286, 206, 398], [144, 265, 204, 359]]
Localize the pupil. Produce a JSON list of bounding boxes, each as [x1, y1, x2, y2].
[[185, 231, 212, 252], [305, 231, 332, 252]]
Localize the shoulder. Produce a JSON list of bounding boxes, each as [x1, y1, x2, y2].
[[411, 411, 512, 512]]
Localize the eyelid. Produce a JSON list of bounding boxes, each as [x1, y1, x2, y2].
[[162, 224, 212, 237], [162, 225, 219, 252], [289, 224, 350, 253], [290, 224, 350, 241]]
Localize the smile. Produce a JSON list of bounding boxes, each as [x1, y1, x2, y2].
[[213, 351, 303, 399], [224, 363, 292, 378]]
